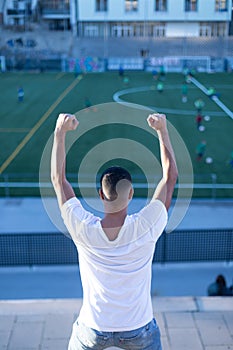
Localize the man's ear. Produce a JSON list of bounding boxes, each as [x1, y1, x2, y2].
[[129, 186, 134, 200], [99, 188, 105, 200]]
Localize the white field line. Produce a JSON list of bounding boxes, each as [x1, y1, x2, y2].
[[190, 77, 233, 120], [113, 86, 225, 116]]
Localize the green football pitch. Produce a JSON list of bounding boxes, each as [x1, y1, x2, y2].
[[0, 71, 233, 198]]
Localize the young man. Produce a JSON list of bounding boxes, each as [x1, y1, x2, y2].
[[196, 140, 206, 161], [195, 113, 203, 130], [51, 113, 178, 350], [17, 86, 24, 102]]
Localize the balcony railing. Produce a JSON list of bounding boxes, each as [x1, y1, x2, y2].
[[7, 9, 26, 16], [42, 7, 70, 15]]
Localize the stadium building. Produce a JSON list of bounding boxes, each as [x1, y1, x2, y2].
[[76, 0, 232, 38], [1, 0, 233, 69], [1, 0, 232, 38]]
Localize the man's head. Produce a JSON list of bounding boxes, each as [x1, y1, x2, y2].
[[99, 166, 133, 211]]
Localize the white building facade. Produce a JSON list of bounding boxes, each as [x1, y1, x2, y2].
[[3, 0, 31, 26], [1, 0, 232, 38], [76, 0, 232, 38]]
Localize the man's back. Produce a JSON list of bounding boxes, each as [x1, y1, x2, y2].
[[61, 197, 167, 331]]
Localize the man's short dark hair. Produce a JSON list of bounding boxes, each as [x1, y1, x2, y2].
[[100, 166, 132, 201]]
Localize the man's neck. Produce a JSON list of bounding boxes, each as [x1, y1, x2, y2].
[[101, 209, 127, 241]]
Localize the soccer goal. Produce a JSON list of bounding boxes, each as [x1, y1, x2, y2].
[[147, 56, 211, 73]]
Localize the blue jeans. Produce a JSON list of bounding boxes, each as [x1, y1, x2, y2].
[[68, 318, 162, 350]]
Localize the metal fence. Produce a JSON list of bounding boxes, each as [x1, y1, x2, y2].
[[0, 229, 232, 266], [1, 36, 233, 72], [1, 172, 233, 199], [2, 54, 233, 73]]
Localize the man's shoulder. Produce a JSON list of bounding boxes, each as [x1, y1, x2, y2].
[[62, 196, 80, 207], [61, 197, 99, 224], [130, 199, 167, 227], [139, 199, 167, 217]]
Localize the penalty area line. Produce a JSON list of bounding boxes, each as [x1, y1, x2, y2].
[[0, 75, 83, 175], [190, 77, 233, 120]]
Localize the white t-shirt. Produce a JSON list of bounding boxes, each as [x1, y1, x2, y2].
[[61, 197, 167, 332]]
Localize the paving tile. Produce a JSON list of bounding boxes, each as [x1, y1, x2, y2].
[[41, 338, 69, 350], [168, 328, 203, 350], [43, 314, 74, 339], [7, 319, 44, 350], [194, 312, 223, 320], [154, 313, 170, 349], [197, 297, 233, 312], [161, 336, 170, 350], [0, 315, 15, 333], [223, 312, 233, 337], [0, 331, 10, 349], [0, 299, 82, 315], [195, 317, 232, 346], [205, 347, 233, 350], [152, 297, 197, 312], [164, 312, 195, 328], [154, 312, 166, 336], [8, 348, 37, 350], [16, 315, 45, 323], [0, 316, 15, 350]]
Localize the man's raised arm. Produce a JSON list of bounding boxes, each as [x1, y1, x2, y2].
[[147, 113, 178, 211], [51, 113, 79, 209]]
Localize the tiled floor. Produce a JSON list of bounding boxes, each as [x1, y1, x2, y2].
[[0, 297, 233, 350]]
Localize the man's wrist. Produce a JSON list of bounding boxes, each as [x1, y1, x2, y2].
[[156, 127, 169, 138], [54, 128, 66, 138]]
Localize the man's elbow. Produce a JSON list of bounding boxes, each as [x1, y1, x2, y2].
[[165, 166, 178, 187], [164, 175, 178, 211], [167, 173, 178, 199], [51, 173, 62, 189], [164, 169, 178, 206], [171, 167, 178, 186]]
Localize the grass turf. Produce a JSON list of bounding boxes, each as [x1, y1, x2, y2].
[[0, 71, 233, 198]]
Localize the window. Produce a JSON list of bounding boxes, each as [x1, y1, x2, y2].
[[111, 24, 133, 37], [125, 0, 138, 12], [96, 0, 108, 12], [215, 0, 228, 11], [153, 24, 166, 37], [84, 25, 99, 37], [200, 22, 227, 37], [212, 22, 227, 36], [13, 1, 18, 9], [155, 0, 167, 11], [199, 23, 211, 37], [185, 0, 197, 12]]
